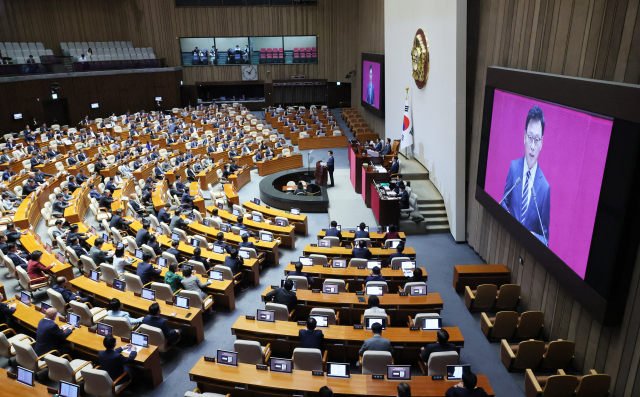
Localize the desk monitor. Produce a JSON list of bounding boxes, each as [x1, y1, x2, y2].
[[202, 219, 210, 227], [257, 309, 275, 322], [40, 302, 51, 313], [113, 279, 125, 292], [56, 252, 66, 263], [102, 233, 109, 243], [213, 245, 224, 254], [217, 202, 224, 210], [389, 240, 401, 249], [239, 229, 250, 237], [310, 315, 328, 327], [318, 239, 330, 247], [67, 313, 81, 328], [155, 226, 163, 234], [367, 260, 382, 270], [332, 258, 347, 268], [252, 215, 261, 223], [217, 350, 238, 366], [232, 209, 240, 216], [401, 261, 416, 270], [209, 270, 223, 281], [260, 232, 273, 242], [135, 249, 144, 260], [291, 208, 300, 215], [364, 226, 369, 232], [190, 239, 199, 248], [365, 285, 384, 296], [171, 233, 180, 241], [96, 322, 113, 337], [182, 264, 193, 272], [275, 219, 286, 227], [175, 296, 190, 309], [387, 365, 411, 381], [322, 283, 339, 294], [335, 225, 341, 231], [238, 250, 250, 259], [44, 242, 51, 254], [270, 358, 292, 373], [253, 198, 260, 205], [20, 292, 30, 306], [281, 279, 297, 291], [157, 257, 168, 268], [141, 288, 156, 301], [410, 284, 427, 296], [59, 380, 80, 397], [299, 257, 313, 267], [91, 226, 97, 235], [131, 331, 149, 348], [327, 362, 350, 378], [16, 366, 34, 387], [188, 212, 196, 221], [220, 224, 231, 233], [365, 317, 386, 330], [89, 269, 100, 282], [423, 317, 442, 330], [447, 364, 470, 381]]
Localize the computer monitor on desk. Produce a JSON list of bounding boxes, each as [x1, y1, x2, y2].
[[59, 380, 80, 397], [322, 284, 339, 294], [16, 366, 34, 387], [365, 285, 384, 296], [270, 358, 292, 373], [332, 258, 347, 268], [131, 332, 149, 349], [365, 317, 386, 330], [387, 365, 411, 381], [299, 257, 313, 267], [257, 309, 275, 322], [217, 350, 238, 366], [367, 260, 382, 269], [310, 315, 328, 327], [327, 362, 350, 378]]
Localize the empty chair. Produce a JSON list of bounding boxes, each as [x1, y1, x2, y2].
[[310, 308, 339, 325], [323, 278, 348, 292], [465, 284, 498, 311], [292, 347, 326, 371], [82, 367, 132, 397], [410, 313, 440, 327], [541, 339, 575, 370], [323, 236, 340, 247], [501, 339, 546, 371], [102, 316, 135, 340], [151, 282, 178, 302], [360, 351, 392, 375], [495, 284, 521, 311], [13, 340, 48, 377], [138, 324, 178, 353], [48, 288, 70, 316], [234, 340, 271, 364], [287, 275, 308, 290], [100, 264, 120, 284], [516, 311, 544, 339], [179, 290, 214, 312], [69, 300, 108, 327], [265, 302, 295, 321], [524, 369, 579, 397], [349, 258, 367, 268], [44, 353, 93, 384], [309, 254, 328, 266], [481, 311, 519, 339], [574, 370, 611, 397], [122, 273, 145, 294], [0, 328, 34, 359], [427, 351, 459, 376]]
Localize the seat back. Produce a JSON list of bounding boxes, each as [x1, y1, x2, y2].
[[492, 311, 520, 339], [100, 263, 120, 283], [80, 255, 98, 273], [384, 239, 402, 248], [574, 373, 611, 397], [125, 236, 138, 254], [141, 244, 157, 261], [162, 252, 179, 267], [495, 284, 521, 311], [542, 340, 575, 370], [516, 311, 544, 339], [234, 340, 264, 364], [309, 254, 328, 266], [150, 282, 174, 302], [213, 265, 233, 280], [287, 276, 308, 290], [16, 267, 35, 291], [265, 302, 290, 321], [138, 324, 168, 352], [0, 332, 13, 358], [239, 247, 258, 259], [44, 353, 75, 383], [323, 278, 347, 292], [324, 236, 340, 247], [414, 313, 440, 327], [13, 340, 39, 372], [512, 339, 546, 369], [69, 300, 95, 327], [361, 351, 392, 375], [365, 281, 388, 294], [102, 316, 133, 339], [427, 351, 459, 376], [293, 348, 323, 371], [355, 238, 371, 248], [274, 216, 289, 226], [122, 273, 144, 294], [81, 368, 115, 397], [179, 290, 205, 309], [540, 374, 579, 397], [187, 260, 207, 274], [403, 281, 427, 292], [47, 288, 68, 316], [173, 228, 188, 242], [310, 308, 337, 325], [473, 284, 498, 310], [349, 258, 367, 267]]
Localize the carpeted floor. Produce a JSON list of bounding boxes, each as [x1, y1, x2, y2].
[[0, 109, 526, 397]]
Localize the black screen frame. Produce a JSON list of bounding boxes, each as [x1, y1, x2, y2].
[[361, 52, 385, 118], [475, 67, 640, 325]]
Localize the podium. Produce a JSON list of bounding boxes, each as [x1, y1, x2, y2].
[[315, 161, 327, 186]]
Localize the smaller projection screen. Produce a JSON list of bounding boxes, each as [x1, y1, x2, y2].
[[361, 53, 384, 118]]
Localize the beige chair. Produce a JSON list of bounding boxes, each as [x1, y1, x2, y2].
[[3, 256, 18, 280], [102, 316, 137, 339], [0, 328, 33, 359], [362, 313, 390, 327], [354, 238, 372, 248], [401, 281, 427, 293], [65, 246, 82, 270], [69, 300, 108, 327], [323, 278, 348, 292], [310, 254, 328, 266], [184, 389, 230, 397], [292, 347, 327, 371], [187, 260, 207, 275], [110, 228, 124, 245], [524, 369, 579, 397], [234, 340, 271, 364], [122, 273, 146, 294], [349, 258, 367, 268], [150, 282, 178, 302], [16, 266, 48, 299], [162, 251, 181, 267], [465, 284, 498, 311], [80, 255, 99, 274], [265, 302, 295, 321], [360, 351, 393, 374], [481, 311, 519, 339], [274, 216, 289, 226], [213, 264, 243, 286], [409, 313, 440, 327], [100, 263, 120, 283], [124, 236, 138, 255], [141, 244, 157, 262], [365, 281, 388, 294], [138, 324, 178, 353], [323, 236, 340, 247], [287, 275, 309, 290], [44, 353, 93, 384], [389, 257, 411, 268], [173, 228, 188, 242], [541, 339, 575, 370], [13, 340, 49, 377], [47, 288, 70, 316], [82, 367, 132, 397], [501, 339, 546, 371], [310, 308, 340, 325], [574, 370, 611, 397], [180, 290, 214, 312], [427, 351, 459, 376], [495, 284, 521, 311], [516, 311, 544, 339], [384, 239, 403, 248]]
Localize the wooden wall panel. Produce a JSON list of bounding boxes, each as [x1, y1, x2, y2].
[[467, 1, 640, 395]]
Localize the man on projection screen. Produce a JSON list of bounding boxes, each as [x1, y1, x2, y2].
[[500, 105, 550, 246], [366, 64, 375, 106]]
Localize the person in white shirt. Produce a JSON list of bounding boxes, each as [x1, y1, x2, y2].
[[107, 298, 143, 326], [1, 193, 16, 213], [78, 54, 88, 62], [112, 245, 131, 276], [113, 171, 124, 185], [363, 295, 387, 316]]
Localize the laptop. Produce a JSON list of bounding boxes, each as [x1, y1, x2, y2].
[[59, 380, 80, 397], [40, 302, 51, 314], [447, 364, 471, 381], [213, 245, 224, 254], [387, 365, 411, 381], [113, 279, 125, 292], [299, 257, 313, 267], [16, 366, 34, 387], [322, 284, 339, 294], [135, 249, 144, 260], [67, 313, 81, 328], [365, 317, 386, 330], [117, 242, 125, 250], [56, 252, 66, 263], [239, 250, 250, 259], [141, 288, 156, 301], [365, 285, 384, 296], [190, 239, 199, 248], [131, 331, 149, 349], [232, 209, 240, 216], [401, 260, 416, 276], [291, 208, 300, 215], [239, 229, 250, 237], [220, 224, 230, 233], [89, 269, 100, 282], [156, 226, 163, 234], [202, 219, 210, 227], [327, 362, 350, 378], [423, 317, 442, 330], [102, 233, 109, 243], [252, 214, 261, 222], [367, 261, 382, 270], [20, 292, 30, 306], [260, 232, 273, 242], [318, 239, 330, 247], [281, 279, 297, 291], [257, 309, 275, 322], [44, 242, 52, 254], [389, 240, 401, 249], [209, 270, 224, 281], [275, 219, 286, 227], [253, 198, 260, 205], [91, 226, 97, 235], [175, 296, 190, 309], [269, 358, 292, 373], [217, 350, 238, 366], [332, 258, 347, 268], [217, 202, 223, 210], [171, 233, 180, 241], [96, 322, 113, 337], [309, 315, 328, 327], [157, 257, 168, 268], [410, 285, 427, 296]]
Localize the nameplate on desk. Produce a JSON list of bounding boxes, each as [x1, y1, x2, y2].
[[246, 315, 256, 320], [323, 264, 331, 267], [256, 364, 268, 370], [297, 321, 306, 326], [204, 356, 216, 363], [399, 292, 408, 296], [121, 337, 131, 343], [88, 327, 97, 334], [410, 326, 420, 331], [310, 244, 317, 247], [353, 325, 363, 330], [133, 292, 141, 297], [372, 374, 385, 380], [47, 387, 59, 394], [311, 289, 320, 293], [6, 371, 16, 379], [357, 267, 365, 269], [312, 371, 324, 376], [271, 285, 278, 289], [432, 375, 444, 380], [381, 246, 388, 250], [355, 291, 364, 295], [166, 300, 174, 306], [391, 267, 399, 270]]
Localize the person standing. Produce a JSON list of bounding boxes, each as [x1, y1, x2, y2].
[[326, 150, 334, 187]]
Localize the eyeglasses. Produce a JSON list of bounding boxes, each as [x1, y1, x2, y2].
[[526, 134, 542, 146]]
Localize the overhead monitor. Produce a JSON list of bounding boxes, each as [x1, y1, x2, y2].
[[91, 103, 99, 109], [155, 97, 162, 101], [13, 113, 22, 120], [361, 52, 385, 118]]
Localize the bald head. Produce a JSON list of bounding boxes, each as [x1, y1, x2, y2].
[[56, 277, 66, 285], [45, 308, 58, 320]]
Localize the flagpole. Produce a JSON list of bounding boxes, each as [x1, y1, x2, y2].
[[405, 87, 412, 160]]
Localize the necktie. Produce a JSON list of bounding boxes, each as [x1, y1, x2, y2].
[[521, 170, 531, 223]]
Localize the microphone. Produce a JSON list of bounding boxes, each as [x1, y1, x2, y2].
[[499, 177, 521, 205], [531, 190, 548, 246]]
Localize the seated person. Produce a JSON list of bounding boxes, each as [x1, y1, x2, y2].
[[34, 308, 74, 356], [90, 238, 113, 266], [142, 302, 181, 345], [0, 292, 17, 326], [214, 232, 232, 253], [190, 247, 214, 271], [294, 181, 306, 195], [136, 252, 161, 285], [299, 316, 323, 350], [147, 234, 163, 256], [364, 266, 385, 283], [385, 224, 401, 240], [52, 277, 90, 303], [326, 220, 342, 240], [106, 298, 143, 326], [352, 240, 372, 259], [421, 329, 457, 363], [389, 243, 408, 262], [112, 245, 132, 276], [364, 295, 386, 316], [167, 239, 185, 263], [6, 242, 28, 270], [265, 279, 297, 312], [99, 335, 137, 384], [355, 222, 369, 239], [164, 263, 184, 293], [27, 250, 54, 282], [180, 267, 214, 313], [405, 267, 425, 286], [445, 372, 488, 397], [287, 261, 313, 285], [359, 322, 393, 356]]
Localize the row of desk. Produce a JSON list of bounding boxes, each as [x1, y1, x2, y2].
[[256, 153, 303, 176]]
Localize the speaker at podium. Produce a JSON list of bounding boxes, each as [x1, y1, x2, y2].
[[315, 160, 327, 187]]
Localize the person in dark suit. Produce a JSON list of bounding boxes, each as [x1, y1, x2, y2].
[[388, 244, 408, 263], [326, 150, 334, 187], [265, 279, 297, 311], [398, 186, 410, 210], [90, 238, 113, 266], [137, 253, 161, 285], [6, 243, 27, 270], [169, 209, 189, 232], [445, 372, 488, 397], [34, 169, 53, 185], [374, 138, 382, 152], [158, 203, 172, 224], [378, 138, 390, 157], [288, 261, 313, 285], [0, 292, 17, 326], [167, 240, 185, 264], [355, 223, 369, 239], [389, 156, 400, 175], [143, 303, 181, 345], [52, 194, 70, 217], [34, 308, 74, 356], [181, 190, 197, 210], [76, 169, 89, 184], [52, 277, 90, 303], [109, 209, 132, 231], [352, 240, 372, 259], [99, 335, 137, 383], [325, 221, 342, 240], [364, 266, 385, 283], [421, 329, 457, 362], [190, 247, 213, 272], [67, 176, 82, 192], [99, 190, 115, 212], [500, 105, 550, 246], [135, 222, 151, 247], [393, 174, 405, 195], [299, 317, 324, 350], [2, 166, 16, 181], [359, 322, 392, 356], [22, 179, 38, 197]]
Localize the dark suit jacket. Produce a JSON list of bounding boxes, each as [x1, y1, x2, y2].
[[109, 215, 130, 231], [389, 162, 399, 175], [265, 288, 297, 311], [325, 228, 342, 239], [352, 247, 372, 259], [354, 230, 369, 239], [34, 318, 72, 356], [500, 157, 550, 245], [52, 284, 79, 303], [158, 208, 171, 224], [7, 252, 26, 269], [380, 144, 391, 157], [445, 387, 489, 397], [136, 228, 151, 248], [137, 262, 161, 285], [0, 302, 16, 325], [223, 256, 244, 275], [421, 342, 457, 362], [299, 329, 324, 350], [142, 315, 177, 340], [99, 348, 137, 382], [327, 156, 334, 168], [364, 275, 385, 283], [167, 247, 184, 264], [399, 190, 410, 210]]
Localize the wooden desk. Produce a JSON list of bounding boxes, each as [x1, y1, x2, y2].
[[231, 317, 464, 365], [256, 154, 303, 176], [70, 276, 205, 344], [362, 166, 391, 208], [0, 366, 54, 396], [63, 177, 95, 224], [188, 182, 206, 214], [211, 208, 296, 249], [20, 232, 74, 284], [283, 263, 425, 292], [298, 134, 349, 150], [302, 245, 416, 263], [349, 143, 384, 194], [189, 360, 494, 397], [14, 175, 63, 230], [223, 183, 239, 206], [197, 161, 226, 189], [453, 265, 511, 293], [229, 167, 251, 191], [242, 201, 308, 236], [371, 182, 401, 228], [8, 301, 163, 388], [317, 230, 406, 245]]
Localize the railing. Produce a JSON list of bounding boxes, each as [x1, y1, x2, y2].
[[72, 58, 166, 72], [0, 56, 167, 77]]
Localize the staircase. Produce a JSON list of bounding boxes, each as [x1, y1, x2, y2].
[[417, 199, 450, 234], [62, 57, 74, 73]]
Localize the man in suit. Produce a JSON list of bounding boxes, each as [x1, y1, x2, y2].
[[326, 221, 342, 240], [500, 105, 550, 246], [393, 174, 405, 195], [34, 308, 74, 356], [299, 317, 324, 350], [0, 292, 17, 326], [99, 335, 137, 383], [398, 186, 410, 210], [326, 150, 334, 187], [421, 329, 457, 363], [99, 189, 115, 212], [30, 150, 44, 168], [22, 179, 38, 197], [366, 64, 375, 105], [364, 266, 385, 283], [90, 238, 113, 266], [374, 138, 382, 152], [169, 209, 189, 232], [167, 240, 185, 264], [287, 261, 313, 285], [352, 240, 372, 259], [158, 203, 172, 224], [53, 277, 90, 303], [137, 253, 161, 285], [2, 166, 16, 181], [445, 372, 489, 397], [142, 303, 181, 345], [389, 156, 400, 175], [67, 176, 82, 193], [265, 279, 297, 311], [359, 322, 392, 356], [0, 150, 13, 165], [135, 222, 151, 247], [109, 209, 132, 231], [380, 138, 391, 157], [6, 243, 27, 270], [34, 169, 53, 185], [45, 146, 60, 159], [52, 193, 70, 217], [388, 244, 408, 263], [355, 223, 369, 239]]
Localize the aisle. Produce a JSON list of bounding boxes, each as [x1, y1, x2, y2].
[[326, 168, 378, 227]]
